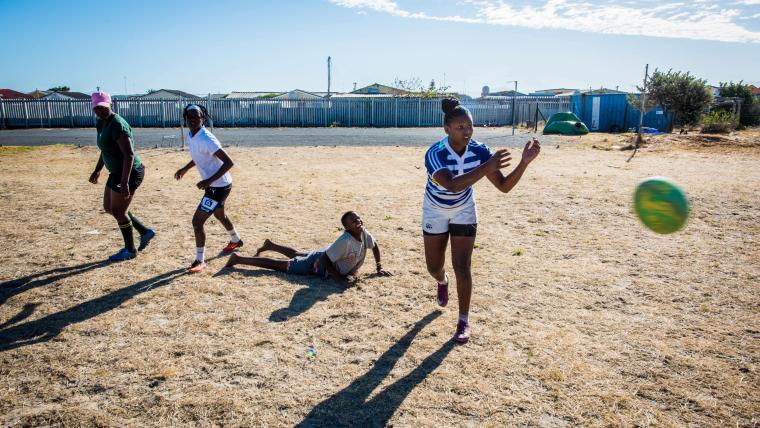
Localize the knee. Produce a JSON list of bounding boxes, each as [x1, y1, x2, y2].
[[451, 258, 471, 276], [192, 217, 206, 230], [426, 260, 444, 276], [213, 211, 228, 222]]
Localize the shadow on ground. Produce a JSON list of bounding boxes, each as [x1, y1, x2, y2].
[[296, 310, 454, 427], [218, 267, 348, 322], [0, 260, 112, 306], [0, 268, 187, 352]]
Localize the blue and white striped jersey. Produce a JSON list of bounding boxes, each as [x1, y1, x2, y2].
[[424, 136, 493, 209]]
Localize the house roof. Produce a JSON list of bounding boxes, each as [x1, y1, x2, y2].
[[57, 91, 91, 99], [581, 88, 628, 95], [225, 91, 285, 99], [486, 90, 526, 97], [273, 89, 325, 100], [352, 83, 411, 95], [331, 93, 397, 99], [533, 88, 580, 95], [28, 90, 51, 99], [140, 89, 201, 99], [0, 89, 34, 99], [226, 90, 329, 100]]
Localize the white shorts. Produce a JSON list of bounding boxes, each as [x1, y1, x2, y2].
[[422, 196, 478, 235]]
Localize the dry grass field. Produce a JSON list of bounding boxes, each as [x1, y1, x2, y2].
[[1, 130, 758, 427]]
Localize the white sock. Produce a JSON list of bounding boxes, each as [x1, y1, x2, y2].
[[458, 314, 469, 324], [438, 273, 448, 285], [196, 247, 205, 263], [228, 228, 241, 243]]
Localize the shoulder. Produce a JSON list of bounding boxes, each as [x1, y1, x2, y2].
[[469, 140, 492, 157], [363, 230, 376, 246], [332, 231, 350, 244], [425, 138, 447, 155], [109, 114, 131, 135], [113, 114, 131, 128], [199, 128, 221, 145], [425, 138, 449, 166]]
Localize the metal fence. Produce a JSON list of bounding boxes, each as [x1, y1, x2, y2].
[[0, 96, 571, 129]]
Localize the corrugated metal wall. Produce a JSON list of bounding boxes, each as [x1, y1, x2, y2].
[[0, 97, 571, 129], [571, 94, 672, 132]]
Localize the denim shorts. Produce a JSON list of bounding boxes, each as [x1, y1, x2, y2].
[[287, 251, 327, 277]]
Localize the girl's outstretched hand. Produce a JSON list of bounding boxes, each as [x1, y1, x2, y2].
[[486, 148, 512, 172], [521, 138, 541, 165]]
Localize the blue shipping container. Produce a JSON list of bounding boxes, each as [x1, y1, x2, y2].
[[570, 94, 672, 132]]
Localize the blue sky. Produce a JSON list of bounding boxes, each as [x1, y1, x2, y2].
[[2, 0, 759, 97]]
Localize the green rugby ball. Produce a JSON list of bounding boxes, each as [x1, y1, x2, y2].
[[634, 177, 690, 234]]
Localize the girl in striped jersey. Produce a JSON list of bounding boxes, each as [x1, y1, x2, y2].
[[423, 98, 541, 343]]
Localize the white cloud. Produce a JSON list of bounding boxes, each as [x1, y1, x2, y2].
[[329, 0, 481, 23], [735, 0, 760, 5], [329, 0, 760, 43]]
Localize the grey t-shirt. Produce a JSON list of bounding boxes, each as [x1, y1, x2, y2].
[[324, 230, 376, 275]]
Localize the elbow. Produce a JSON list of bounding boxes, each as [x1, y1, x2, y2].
[[443, 183, 463, 193], [499, 182, 516, 194]]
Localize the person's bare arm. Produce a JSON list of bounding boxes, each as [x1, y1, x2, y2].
[[371, 243, 392, 276], [116, 134, 135, 198], [486, 138, 541, 193], [432, 149, 511, 193]]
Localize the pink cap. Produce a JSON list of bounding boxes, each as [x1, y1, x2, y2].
[[91, 91, 112, 108]]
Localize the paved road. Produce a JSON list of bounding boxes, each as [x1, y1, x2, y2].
[[0, 127, 560, 148]]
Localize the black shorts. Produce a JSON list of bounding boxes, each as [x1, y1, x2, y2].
[[106, 165, 145, 193], [423, 223, 478, 237], [198, 184, 232, 213]]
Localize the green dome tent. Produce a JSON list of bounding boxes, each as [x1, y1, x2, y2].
[[543, 112, 589, 135]]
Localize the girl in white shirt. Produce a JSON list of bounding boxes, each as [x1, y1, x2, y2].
[[174, 104, 243, 273]]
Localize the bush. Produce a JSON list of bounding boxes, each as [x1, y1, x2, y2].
[[701, 111, 738, 134], [719, 81, 759, 126]]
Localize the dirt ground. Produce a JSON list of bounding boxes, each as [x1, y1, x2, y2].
[[1, 130, 758, 427]]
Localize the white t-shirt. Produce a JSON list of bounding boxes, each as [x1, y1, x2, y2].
[[187, 127, 232, 187], [325, 229, 376, 276]]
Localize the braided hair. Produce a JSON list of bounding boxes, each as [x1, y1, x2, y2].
[[182, 103, 210, 126]]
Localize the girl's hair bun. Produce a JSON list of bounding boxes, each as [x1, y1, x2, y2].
[[441, 98, 460, 114]]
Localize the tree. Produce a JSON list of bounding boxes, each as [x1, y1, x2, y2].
[[48, 86, 70, 92], [392, 76, 451, 98], [719, 81, 759, 126], [392, 77, 423, 93], [638, 69, 712, 129], [626, 93, 657, 114]]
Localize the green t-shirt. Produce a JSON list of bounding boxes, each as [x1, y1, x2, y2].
[[96, 113, 142, 174]]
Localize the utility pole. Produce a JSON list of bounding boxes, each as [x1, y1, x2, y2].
[[327, 56, 332, 97], [505, 80, 518, 135], [628, 64, 649, 163], [637, 64, 649, 134]]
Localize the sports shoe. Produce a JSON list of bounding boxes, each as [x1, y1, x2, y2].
[[187, 260, 206, 273], [222, 240, 244, 252], [109, 248, 137, 261], [453, 320, 471, 344], [138, 229, 156, 251], [437, 273, 449, 307]]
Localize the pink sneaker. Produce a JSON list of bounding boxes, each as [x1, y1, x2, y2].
[[437, 273, 449, 307], [454, 320, 470, 344]]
